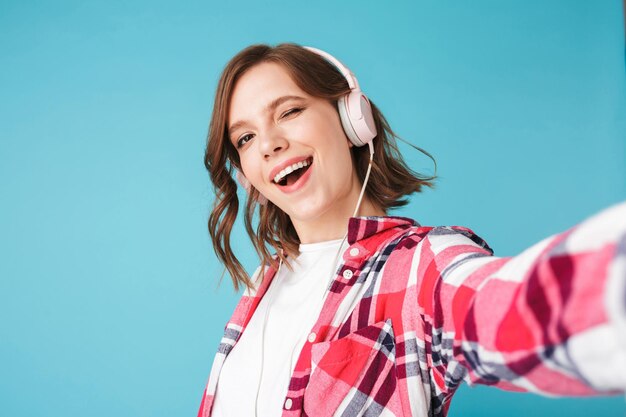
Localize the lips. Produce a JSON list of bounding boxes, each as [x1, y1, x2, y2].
[[269, 156, 314, 193], [269, 156, 313, 183]]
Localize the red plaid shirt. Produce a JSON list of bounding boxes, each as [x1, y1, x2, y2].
[[198, 202, 626, 416]]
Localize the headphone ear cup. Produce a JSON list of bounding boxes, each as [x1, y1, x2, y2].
[[338, 95, 360, 146], [235, 169, 250, 189], [338, 91, 377, 147], [235, 170, 268, 205]]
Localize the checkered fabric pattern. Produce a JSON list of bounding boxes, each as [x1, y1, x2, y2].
[[198, 201, 626, 417]]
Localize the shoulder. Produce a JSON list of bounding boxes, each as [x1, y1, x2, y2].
[[386, 221, 494, 258], [351, 216, 494, 265], [242, 260, 278, 298], [422, 225, 493, 254]]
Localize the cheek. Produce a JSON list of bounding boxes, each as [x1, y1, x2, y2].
[[320, 148, 355, 190]]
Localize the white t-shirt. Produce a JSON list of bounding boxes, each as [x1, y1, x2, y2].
[[211, 237, 347, 417]]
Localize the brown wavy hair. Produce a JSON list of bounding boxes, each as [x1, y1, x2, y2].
[[205, 42, 436, 291]]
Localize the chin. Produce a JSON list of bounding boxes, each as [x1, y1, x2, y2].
[[286, 199, 337, 223]]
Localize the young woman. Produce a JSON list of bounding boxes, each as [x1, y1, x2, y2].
[[197, 43, 626, 417]]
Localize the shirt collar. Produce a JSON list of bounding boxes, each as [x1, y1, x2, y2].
[[347, 215, 420, 245]]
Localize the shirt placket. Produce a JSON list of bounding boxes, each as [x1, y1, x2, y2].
[[280, 242, 369, 416]]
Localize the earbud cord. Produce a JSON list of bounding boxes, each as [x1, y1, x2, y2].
[[254, 143, 374, 416], [353, 141, 374, 217]]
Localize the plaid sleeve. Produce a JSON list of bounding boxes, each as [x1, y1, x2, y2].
[[419, 201, 626, 395]]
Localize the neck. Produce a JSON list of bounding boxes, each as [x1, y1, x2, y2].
[[292, 196, 385, 244]]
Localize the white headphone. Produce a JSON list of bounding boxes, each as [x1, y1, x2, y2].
[[236, 45, 377, 207], [302, 46, 377, 148]]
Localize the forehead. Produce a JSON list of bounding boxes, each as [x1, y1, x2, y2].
[[228, 62, 307, 123]]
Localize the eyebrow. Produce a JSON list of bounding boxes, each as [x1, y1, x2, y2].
[[228, 95, 306, 137]]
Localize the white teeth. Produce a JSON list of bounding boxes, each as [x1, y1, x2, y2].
[[273, 159, 311, 184]]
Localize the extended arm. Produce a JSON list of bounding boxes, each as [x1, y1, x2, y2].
[[419, 202, 626, 395]]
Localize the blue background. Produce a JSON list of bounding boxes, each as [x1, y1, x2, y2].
[[1, 0, 625, 416]]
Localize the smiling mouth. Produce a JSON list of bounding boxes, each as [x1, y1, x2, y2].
[[273, 157, 314, 187]]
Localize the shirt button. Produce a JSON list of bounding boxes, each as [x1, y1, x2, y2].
[[308, 332, 317, 343], [349, 248, 359, 256], [285, 398, 293, 410], [343, 269, 353, 279]]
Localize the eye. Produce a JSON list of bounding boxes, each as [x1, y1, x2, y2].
[[281, 107, 303, 119], [236, 133, 254, 149]]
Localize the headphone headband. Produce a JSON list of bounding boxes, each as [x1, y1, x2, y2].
[[302, 46, 359, 91]]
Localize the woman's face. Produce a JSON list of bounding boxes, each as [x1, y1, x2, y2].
[[227, 62, 362, 241]]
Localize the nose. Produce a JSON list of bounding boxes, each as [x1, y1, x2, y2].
[[258, 127, 288, 160]]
